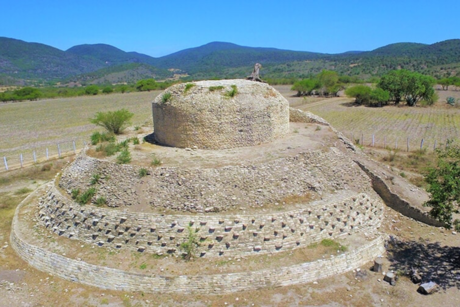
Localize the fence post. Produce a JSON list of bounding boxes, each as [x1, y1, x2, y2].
[[361, 133, 364, 146], [46, 148, 49, 160], [420, 139, 424, 150], [3, 157, 8, 171], [384, 136, 386, 148], [434, 140, 437, 150], [372, 134, 375, 147], [33, 151, 37, 163], [20, 153, 23, 168], [73, 140, 76, 153], [407, 137, 409, 152], [395, 139, 398, 150], [58, 144, 61, 158]]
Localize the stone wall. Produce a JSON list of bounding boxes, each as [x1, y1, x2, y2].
[[152, 80, 290, 149], [38, 185, 383, 258], [356, 161, 444, 227], [12, 192, 386, 294]]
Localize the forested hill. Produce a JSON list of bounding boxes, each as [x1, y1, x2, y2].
[[0, 36, 459, 85]]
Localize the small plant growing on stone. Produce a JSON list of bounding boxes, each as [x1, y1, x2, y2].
[[77, 187, 96, 205], [151, 154, 162, 166], [209, 85, 224, 92], [184, 83, 195, 94], [315, 126, 321, 131], [134, 126, 141, 131], [95, 197, 106, 207], [119, 139, 130, 148], [71, 188, 80, 200], [180, 226, 200, 261], [139, 168, 149, 177], [90, 174, 101, 185], [116, 149, 131, 164], [131, 137, 140, 145], [224, 85, 238, 98], [161, 92, 172, 103], [139, 263, 147, 270]]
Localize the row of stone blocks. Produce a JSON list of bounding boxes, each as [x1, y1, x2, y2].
[[37, 185, 384, 257], [12, 191, 387, 294]]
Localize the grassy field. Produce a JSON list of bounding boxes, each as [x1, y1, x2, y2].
[[275, 85, 460, 151], [0, 91, 161, 165]]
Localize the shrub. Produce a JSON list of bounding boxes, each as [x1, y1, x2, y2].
[[132, 137, 140, 145], [151, 154, 162, 166], [71, 189, 80, 200], [161, 92, 172, 103], [180, 226, 200, 260], [209, 86, 224, 92], [90, 108, 134, 135], [78, 188, 96, 205], [447, 96, 456, 106], [90, 131, 115, 145], [85, 85, 99, 95], [102, 86, 113, 94], [95, 197, 106, 207], [90, 174, 101, 185], [104, 142, 121, 156], [184, 83, 195, 94], [139, 168, 149, 177], [41, 163, 52, 171], [116, 149, 131, 164]]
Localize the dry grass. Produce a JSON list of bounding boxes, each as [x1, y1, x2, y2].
[[0, 91, 161, 160], [276, 85, 460, 152]]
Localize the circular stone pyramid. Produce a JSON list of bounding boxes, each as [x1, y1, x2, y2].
[[10, 80, 386, 295], [152, 79, 290, 149]]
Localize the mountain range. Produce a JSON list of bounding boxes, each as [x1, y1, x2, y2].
[[0, 37, 459, 85]]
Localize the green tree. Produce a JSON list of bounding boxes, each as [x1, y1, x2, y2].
[[136, 78, 157, 91], [85, 85, 99, 95], [13, 87, 42, 101], [378, 70, 436, 106], [438, 78, 451, 90], [90, 108, 134, 135], [424, 141, 460, 227], [317, 70, 340, 96], [291, 78, 320, 96], [369, 88, 390, 107], [102, 86, 113, 94], [345, 85, 371, 105]]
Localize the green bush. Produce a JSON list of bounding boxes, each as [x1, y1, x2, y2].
[[85, 85, 99, 95], [116, 149, 131, 164], [90, 108, 134, 135], [78, 188, 96, 205], [102, 86, 113, 94], [90, 174, 101, 185], [209, 86, 224, 92], [90, 131, 115, 145], [132, 137, 140, 145], [104, 142, 121, 156]]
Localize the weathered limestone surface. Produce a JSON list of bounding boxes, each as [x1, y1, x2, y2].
[[152, 79, 289, 149], [11, 191, 386, 294]]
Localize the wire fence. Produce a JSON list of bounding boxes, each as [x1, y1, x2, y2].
[[346, 131, 459, 152], [1, 139, 86, 172]]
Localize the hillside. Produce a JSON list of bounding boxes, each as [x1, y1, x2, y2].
[[0, 37, 459, 85]]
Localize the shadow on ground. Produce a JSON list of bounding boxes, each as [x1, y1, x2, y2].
[[387, 236, 460, 290]]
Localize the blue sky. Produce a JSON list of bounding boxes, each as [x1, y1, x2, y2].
[[2, 0, 459, 57]]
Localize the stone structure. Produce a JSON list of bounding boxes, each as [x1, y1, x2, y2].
[[15, 80, 440, 295], [152, 79, 289, 149], [247, 63, 263, 82]]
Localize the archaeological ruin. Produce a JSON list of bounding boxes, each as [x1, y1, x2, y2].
[[10, 79, 440, 294]]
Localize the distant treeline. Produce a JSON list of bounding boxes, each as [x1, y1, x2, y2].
[[0, 79, 175, 102]]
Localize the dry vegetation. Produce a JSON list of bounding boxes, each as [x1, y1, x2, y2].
[[0, 91, 161, 163], [276, 85, 460, 151]]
